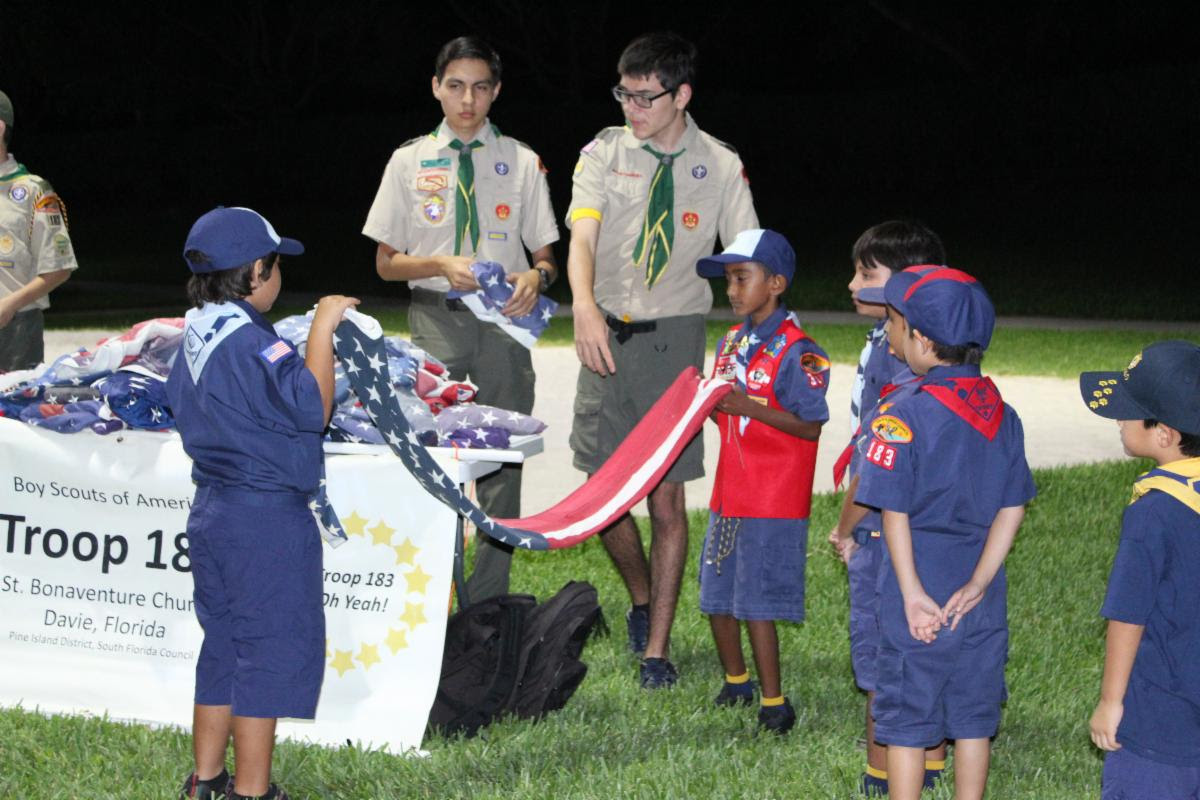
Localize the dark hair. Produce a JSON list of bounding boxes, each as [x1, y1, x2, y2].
[[909, 326, 985, 365], [618, 32, 696, 90], [185, 252, 276, 308], [1143, 419, 1200, 456], [435, 36, 501, 82], [852, 220, 946, 273]]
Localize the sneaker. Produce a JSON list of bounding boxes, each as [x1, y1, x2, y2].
[[639, 657, 678, 689], [625, 606, 649, 655], [229, 784, 289, 800], [713, 679, 756, 707], [860, 771, 889, 796], [179, 768, 231, 800], [757, 698, 796, 734]]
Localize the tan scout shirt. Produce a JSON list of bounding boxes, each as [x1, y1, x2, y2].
[[566, 114, 758, 320], [363, 119, 559, 292], [0, 155, 78, 311]]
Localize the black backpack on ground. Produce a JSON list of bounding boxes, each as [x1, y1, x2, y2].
[[427, 581, 604, 738]]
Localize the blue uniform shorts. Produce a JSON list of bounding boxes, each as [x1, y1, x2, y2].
[[847, 527, 883, 691], [1103, 747, 1200, 800], [872, 585, 1008, 748], [698, 514, 807, 622], [188, 486, 326, 719]]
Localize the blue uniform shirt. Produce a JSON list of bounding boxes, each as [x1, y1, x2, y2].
[[1102, 489, 1200, 767], [860, 319, 906, 425], [165, 300, 326, 493], [856, 363, 1036, 602], [726, 306, 830, 424], [850, 364, 922, 537]]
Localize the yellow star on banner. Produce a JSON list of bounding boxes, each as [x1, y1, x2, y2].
[[341, 511, 369, 537], [400, 601, 426, 630], [369, 520, 396, 547], [357, 642, 381, 670], [392, 537, 419, 566], [329, 649, 356, 677], [404, 565, 432, 595], [385, 627, 409, 654]]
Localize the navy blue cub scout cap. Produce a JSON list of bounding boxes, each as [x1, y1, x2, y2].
[[889, 267, 995, 350], [696, 229, 796, 288], [1079, 340, 1200, 436], [183, 206, 304, 274]]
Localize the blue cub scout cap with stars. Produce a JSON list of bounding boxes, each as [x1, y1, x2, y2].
[[183, 206, 304, 273], [696, 229, 796, 288], [1079, 340, 1200, 436]]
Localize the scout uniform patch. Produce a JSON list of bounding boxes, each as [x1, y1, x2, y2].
[[422, 193, 446, 223], [871, 415, 913, 443]]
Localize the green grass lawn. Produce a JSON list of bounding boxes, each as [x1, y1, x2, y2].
[[0, 459, 1143, 799], [43, 305, 1200, 380]]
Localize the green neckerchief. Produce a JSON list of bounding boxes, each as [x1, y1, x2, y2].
[[0, 161, 30, 182], [1130, 456, 1200, 515], [632, 144, 685, 289], [449, 139, 484, 255]]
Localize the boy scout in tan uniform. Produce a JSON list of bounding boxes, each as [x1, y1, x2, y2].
[[363, 38, 558, 603], [567, 33, 758, 687], [0, 90, 78, 372]]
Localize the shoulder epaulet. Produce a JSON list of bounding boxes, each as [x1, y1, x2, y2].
[[508, 136, 535, 153], [398, 134, 426, 149], [705, 133, 739, 156], [594, 126, 626, 143]]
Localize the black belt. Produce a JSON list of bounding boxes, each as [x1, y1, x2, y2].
[[605, 315, 657, 344], [411, 287, 468, 312]]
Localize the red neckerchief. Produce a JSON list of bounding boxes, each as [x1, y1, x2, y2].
[[920, 376, 1004, 440]]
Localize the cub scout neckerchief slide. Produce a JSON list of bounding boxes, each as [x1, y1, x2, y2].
[[333, 308, 731, 549], [1130, 457, 1200, 515]]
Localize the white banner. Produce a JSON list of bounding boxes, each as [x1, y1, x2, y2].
[[0, 419, 457, 753]]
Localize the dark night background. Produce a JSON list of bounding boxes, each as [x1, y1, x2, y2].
[[2, 1, 1196, 319]]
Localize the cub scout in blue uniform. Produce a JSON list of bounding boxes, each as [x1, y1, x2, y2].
[[694, 229, 829, 734], [827, 221, 948, 795], [840, 263, 949, 796], [856, 268, 1036, 800], [166, 207, 358, 800], [1080, 341, 1200, 800]]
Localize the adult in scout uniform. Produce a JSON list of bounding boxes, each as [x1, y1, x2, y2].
[[0, 90, 78, 372], [363, 37, 559, 602], [566, 32, 758, 687]]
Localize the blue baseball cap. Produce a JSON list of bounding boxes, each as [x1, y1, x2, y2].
[[889, 267, 995, 349], [854, 263, 942, 305], [696, 229, 796, 287], [1079, 340, 1200, 435], [183, 206, 304, 274]]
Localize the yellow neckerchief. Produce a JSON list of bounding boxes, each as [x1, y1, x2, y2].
[[1130, 456, 1200, 515]]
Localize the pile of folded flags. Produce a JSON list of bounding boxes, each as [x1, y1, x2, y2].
[[0, 315, 544, 449]]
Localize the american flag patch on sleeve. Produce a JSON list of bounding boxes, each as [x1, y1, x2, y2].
[[259, 340, 294, 363]]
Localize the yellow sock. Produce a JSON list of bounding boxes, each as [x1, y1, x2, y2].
[[725, 671, 751, 684], [760, 695, 785, 707], [925, 759, 946, 771], [865, 765, 888, 780]]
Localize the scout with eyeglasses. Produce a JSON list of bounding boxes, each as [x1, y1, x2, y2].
[[564, 31, 759, 692]]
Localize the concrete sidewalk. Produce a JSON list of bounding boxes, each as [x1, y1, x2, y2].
[[42, 330, 1125, 514]]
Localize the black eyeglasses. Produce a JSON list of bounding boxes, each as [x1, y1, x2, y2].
[[611, 85, 674, 109]]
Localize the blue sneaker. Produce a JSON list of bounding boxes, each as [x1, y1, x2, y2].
[[625, 606, 649, 655], [639, 657, 678, 689], [757, 698, 796, 734], [713, 679, 756, 707]]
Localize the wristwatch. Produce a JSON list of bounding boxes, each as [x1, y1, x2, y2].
[[535, 266, 553, 292]]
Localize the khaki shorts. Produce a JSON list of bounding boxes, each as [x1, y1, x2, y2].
[[570, 313, 705, 483]]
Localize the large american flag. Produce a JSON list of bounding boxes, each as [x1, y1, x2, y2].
[[332, 310, 731, 550]]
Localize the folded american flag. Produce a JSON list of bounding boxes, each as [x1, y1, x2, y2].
[[446, 261, 557, 349]]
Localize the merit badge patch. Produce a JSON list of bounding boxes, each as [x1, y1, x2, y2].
[[765, 334, 788, 358], [865, 440, 897, 470], [422, 193, 446, 223], [416, 173, 448, 192], [8, 184, 28, 203], [871, 415, 913, 443], [495, 204, 511, 220], [681, 211, 699, 229], [692, 165, 707, 179], [800, 352, 831, 374], [259, 340, 293, 364], [494, 161, 510, 175]]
